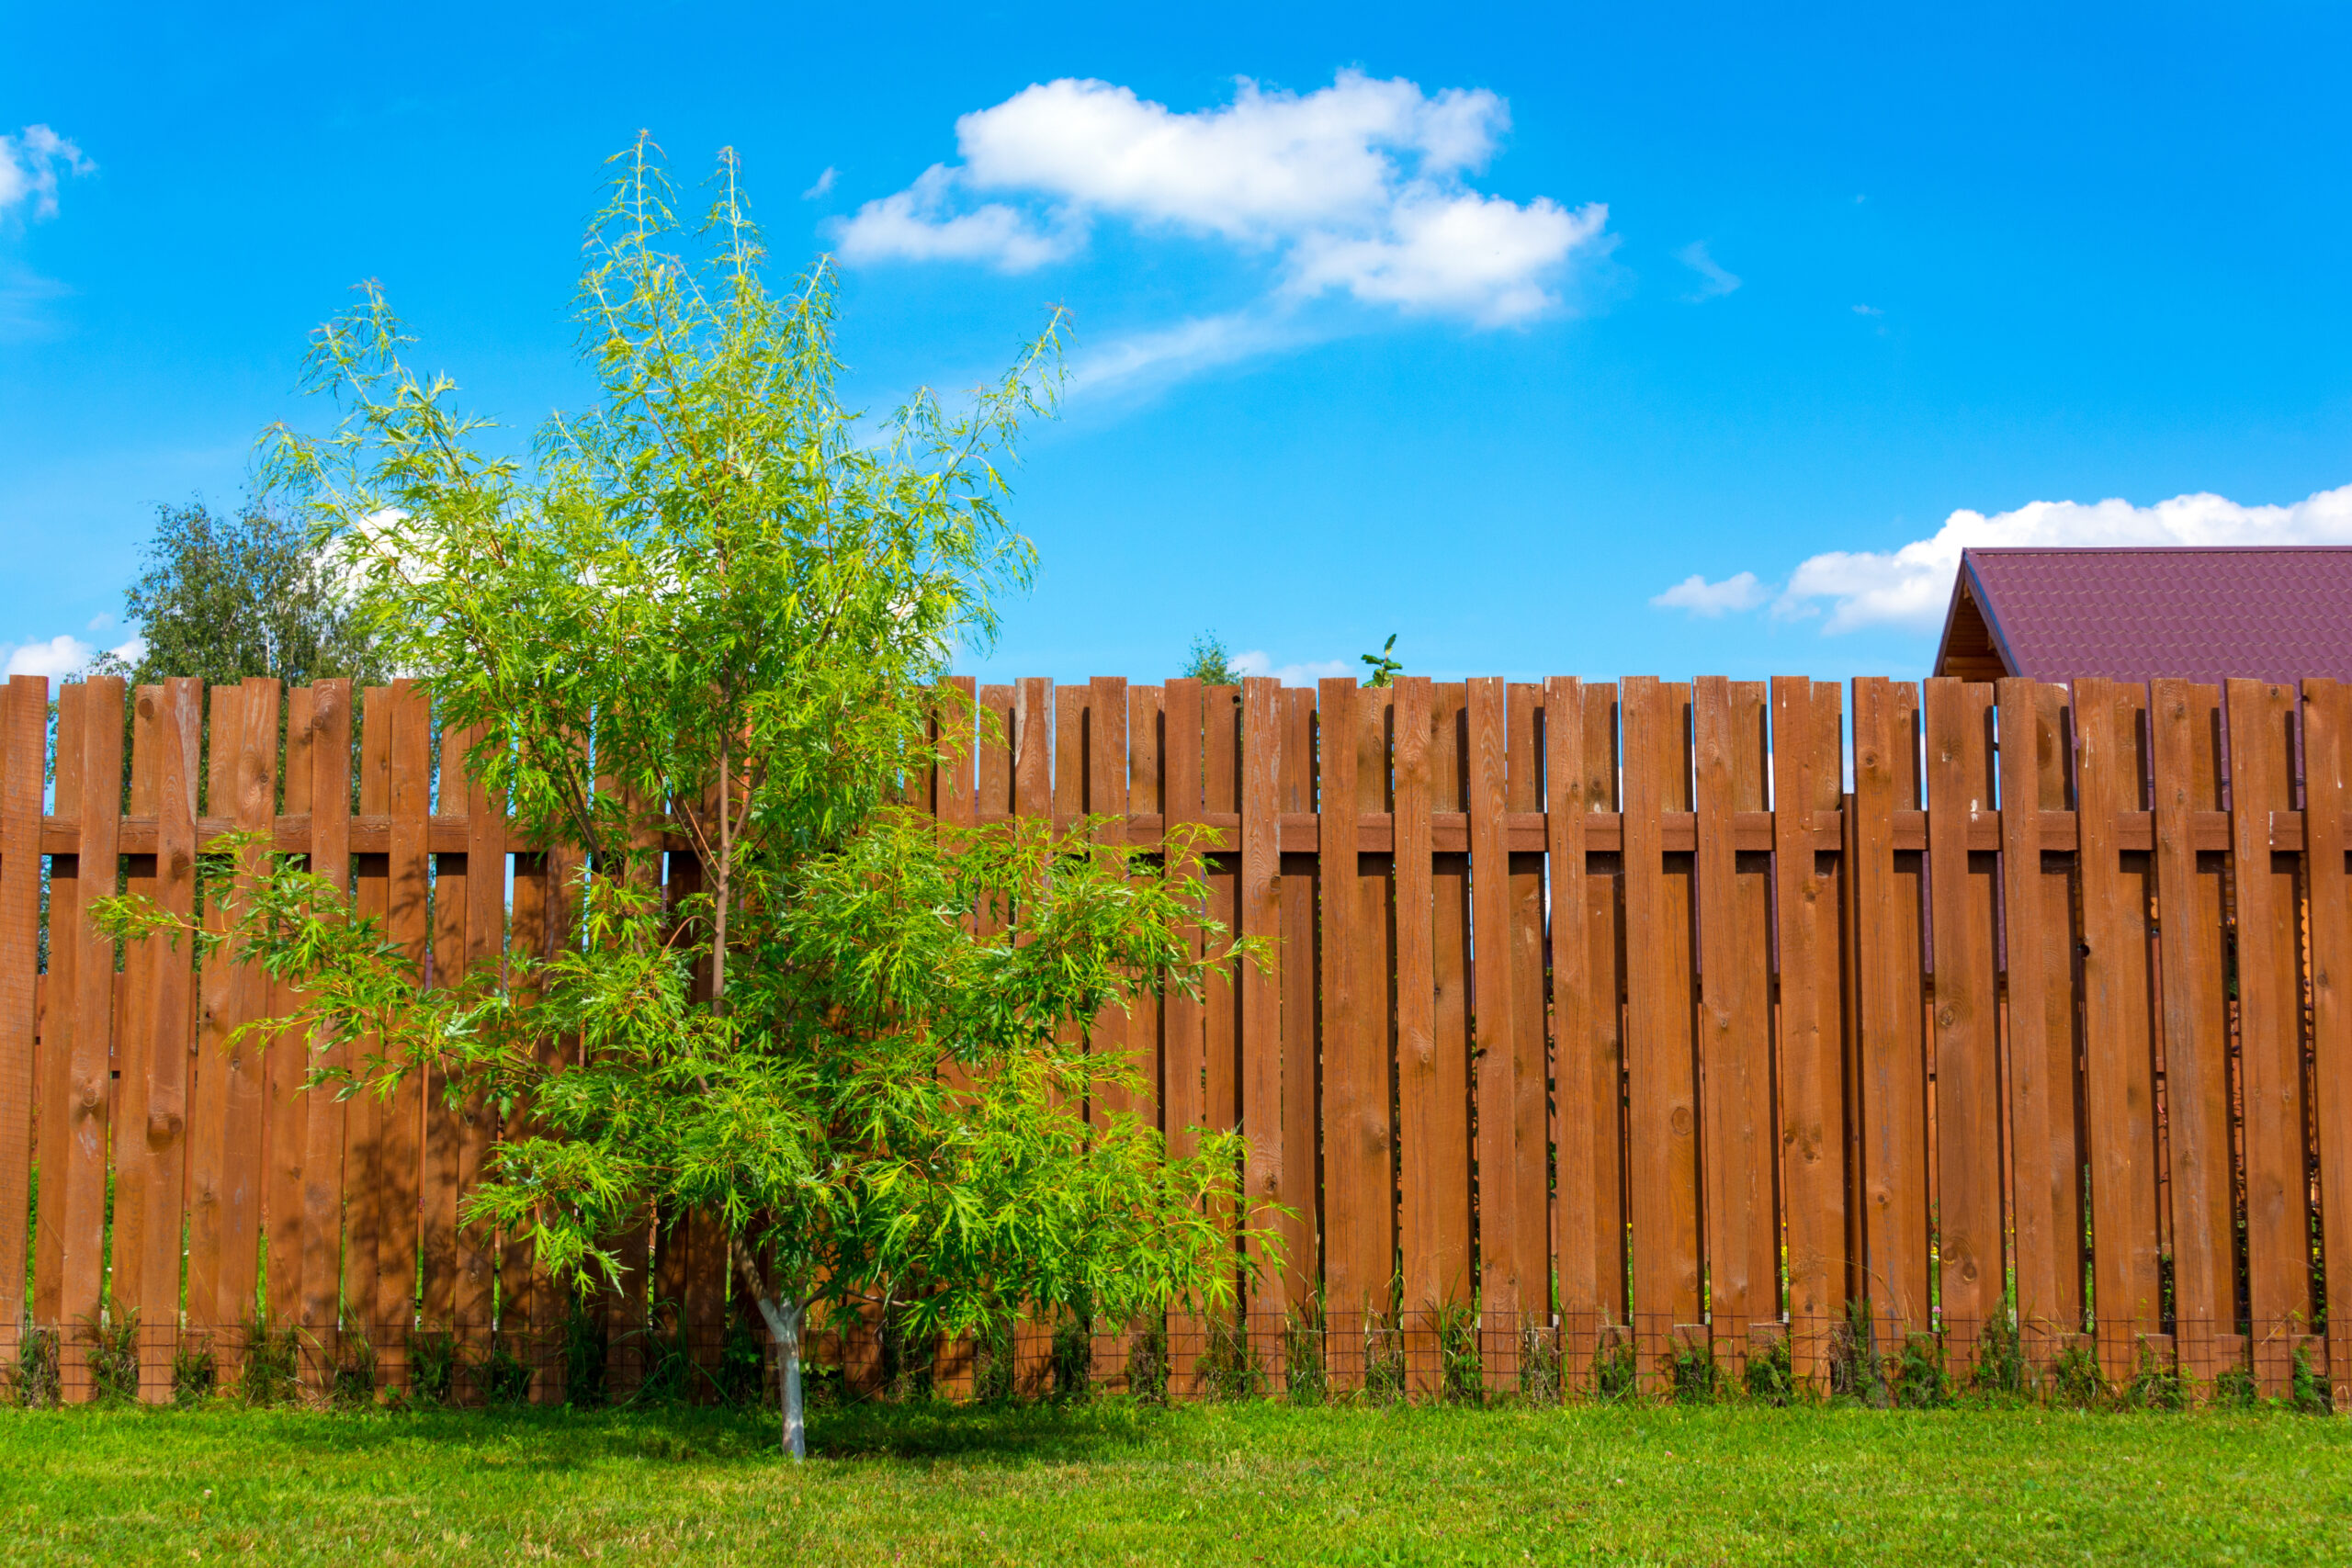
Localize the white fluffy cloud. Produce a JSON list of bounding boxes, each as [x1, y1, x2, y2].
[[0, 125, 94, 221], [1659, 483, 2352, 633], [3, 631, 141, 679], [1231, 649, 1352, 686], [1651, 571, 1765, 616], [834, 72, 1605, 326]]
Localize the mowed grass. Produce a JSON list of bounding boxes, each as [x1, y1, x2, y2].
[[2, 1398, 2347, 1566]]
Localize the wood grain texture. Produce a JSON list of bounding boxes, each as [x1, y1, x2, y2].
[[1996, 680, 2064, 1352], [1275, 686, 1318, 1314], [300, 682, 352, 1368], [1467, 677, 1520, 1344], [1504, 682, 1552, 1372], [1543, 679, 1596, 1377], [2301, 680, 2352, 1403], [1391, 677, 1438, 1389], [1851, 678, 1928, 1334], [1772, 678, 1838, 1371], [1238, 676, 1283, 1370]]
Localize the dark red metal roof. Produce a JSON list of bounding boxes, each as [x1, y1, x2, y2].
[[1947, 546, 2352, 683]]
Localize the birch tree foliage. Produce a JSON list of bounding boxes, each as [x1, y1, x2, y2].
[[104, 139, 1273, 1452]]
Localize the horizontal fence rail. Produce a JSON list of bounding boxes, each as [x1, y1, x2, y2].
[[0, 671, 2347, 1407]]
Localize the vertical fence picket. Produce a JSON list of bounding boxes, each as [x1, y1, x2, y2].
[[1925, 678, 2003, 1359], [1238, 676, 1283, 1375], [1581, 687, 1628, 1337], [1505, 682, 1552, 1380], [186, 683, 239, 1353], [1427, 684, 1472, 1344], [2150, 680, 2233, 1383], [1468, 677, 1520, 1382], [1773, 679, 1836, 1374], [0, 677, 42, 1352], [1694, 677, 1772, 1376], [458, 722, 504, 1346], [300, 681, 352, 1382], [1621, 677, 1700, 1385], [1161, 676, 1205, 1394], [377, 680, 433, 1387], [345, 688, 392, 1378], [1392, 674, 1436, 1391], [1996, 680, 2064, 1355], [1274, 686, 1318, 1320], [267, 687, 312, 1330], [1544, 679, 1600, 1382], [2075, 677, 2163, 1379], [218, 680, 277, 1341], [32, 683, 83, 1335], [2225, 678, 2314, 1391], [1851, 678, 1928, 1337], [1315, 678, 1363, 1383], [2301, 679, 2352, 1405], [122, 679, 197, 1399], [57, 678, 120, 1398]]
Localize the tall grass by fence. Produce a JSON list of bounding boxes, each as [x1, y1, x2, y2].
[[0, 671, 2346, 1409]]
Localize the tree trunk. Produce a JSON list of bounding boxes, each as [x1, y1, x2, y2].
[[750, 1291, 806, 1459]]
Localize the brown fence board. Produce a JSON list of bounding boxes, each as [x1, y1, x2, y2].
[[2075, 677, 2163, 1377], [2151, 680, 2233, 1382], [1695, 676, 1771, 1370], [220, 679, 278, 1337], [1468, 677, 1520, 1351], [1275, 685, 1318, 1318], [0, 678, 41, 1344], [2225, 678, 2313, 1391], [1392, 676, 1439, 1390], [1852, 678, 1928, 1334], [1925, 678, 2002, 1355], [1996, 680, 2063, 1350], [1504, 681, 1551, 1373], [1238, 676, 1283, 1372], [2302, 679, 2352, 1404], [1426, 684, 1471, 1335], [1772, 678, 1836, 1371], [1544, 678, 1598, 1379], [300, 682, 352, 1371], [377, 680, 433, 1382], [187, 684, 241, 1351]]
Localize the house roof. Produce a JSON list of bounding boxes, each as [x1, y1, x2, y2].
[[1931, 546, 2352, 683]]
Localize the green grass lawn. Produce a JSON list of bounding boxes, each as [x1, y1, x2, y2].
[[2, 1399, 2346, 1565]]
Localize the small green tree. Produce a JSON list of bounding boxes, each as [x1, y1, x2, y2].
[[1183, 630, 1241, 685], [98, 499, 385, 687], [107, 139, 1269, 1457]]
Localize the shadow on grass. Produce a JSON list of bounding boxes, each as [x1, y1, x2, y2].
[[0, 1396, 1182, 1470]]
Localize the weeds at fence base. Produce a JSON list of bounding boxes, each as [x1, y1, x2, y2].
[[1433, 1301, 1481, 1405], [1829, 1302, 1886, 1408], [406, 1326, 459, 1407], [1668, 1341, 1719, 1406], [1199, 1316, 1262, 1403], [1970, 1315, 2028, 1402], [1744, 1337, 1797, 1406], [329, 1325, 378, 1410], [2049, 1341, 2105, 1409], [1592, 1332, 1638, 1403], [1281, 1303, 1324, 1406], [2289, 1344, 2334, 1415], [6, 1325, 61, 1408], [171, 1334, 217, 1406], [234, 1313, 300, 1407], [78, 1307, 140, 1405], [1893, 1334, 1950, 1409], [2120, 1346, 2185, 1412], [1518, 1324, 1564, 1406], [479, 1334, 533, 1407], [1359, 1311, 1405, 1405], [560, 1298, 608, 1410]]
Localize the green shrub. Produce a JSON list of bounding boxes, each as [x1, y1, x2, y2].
[[2289, 1344, 2333, 1416]]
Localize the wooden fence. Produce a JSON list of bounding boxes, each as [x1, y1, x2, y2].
[[0, 671, 2347, 1407]]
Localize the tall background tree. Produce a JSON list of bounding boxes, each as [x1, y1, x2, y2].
[[98, 499, 385, 686]]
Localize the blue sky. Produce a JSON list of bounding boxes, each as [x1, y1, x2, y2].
[[6, 2, 2351, 685]]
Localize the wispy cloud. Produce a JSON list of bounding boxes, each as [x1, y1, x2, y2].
[[0, 125, 94, 222], [1675, 241, 1740, 301], [833, 72, 1608, 329], [1851, 303, 1883, 317], [1651, 571, 1766, 616], [1067, 308, 1319, 395], [801, 166, 837, 199]]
